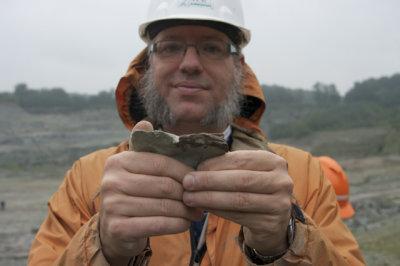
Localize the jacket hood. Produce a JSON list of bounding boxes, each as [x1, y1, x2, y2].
[[115, 48, 266, 132]]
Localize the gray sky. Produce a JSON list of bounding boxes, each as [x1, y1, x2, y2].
[[1, 0, 399, 96]]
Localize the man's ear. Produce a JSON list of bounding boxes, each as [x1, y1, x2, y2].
[[239, 54, 245, 66], [235, 54, 245, 71]]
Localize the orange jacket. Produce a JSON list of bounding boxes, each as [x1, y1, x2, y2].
[[28, 50, 365, 265]]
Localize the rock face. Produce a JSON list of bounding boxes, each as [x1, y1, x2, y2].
[[130, 130, 229, 168]]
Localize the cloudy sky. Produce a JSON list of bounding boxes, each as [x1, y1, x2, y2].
[[1, 0, 399, 95]]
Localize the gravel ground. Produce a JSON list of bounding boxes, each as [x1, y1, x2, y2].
[[1, 103, 399, 265]]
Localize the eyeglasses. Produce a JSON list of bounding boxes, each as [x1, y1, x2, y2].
[[150, 40, 239, 61]]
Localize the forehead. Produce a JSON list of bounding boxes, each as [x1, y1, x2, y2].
[[153, 25, 230, 42]]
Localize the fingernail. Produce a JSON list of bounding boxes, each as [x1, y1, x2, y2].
[[197, 162, 206, 171], [183, 192, 194, 206], [183, 175, 195, 189]]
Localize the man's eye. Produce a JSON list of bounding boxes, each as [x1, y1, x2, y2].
[[160, 43, 181, 53], [202, 43, 223, 54]]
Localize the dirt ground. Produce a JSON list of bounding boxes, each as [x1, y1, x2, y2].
[[0, 177, 61, 265], [0, 104, 399, 265]]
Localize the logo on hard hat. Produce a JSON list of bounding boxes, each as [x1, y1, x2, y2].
[[179, 0, 214, 9]]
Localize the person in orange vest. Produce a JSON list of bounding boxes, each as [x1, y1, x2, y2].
[[28, 1, 365, 265], [317, 156, 355, 219]]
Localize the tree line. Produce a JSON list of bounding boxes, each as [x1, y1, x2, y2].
[[261, 73, 400, 139], [0, 73, 399, 138], [0, 83, 115, 113], [261, 73, 400, 107]]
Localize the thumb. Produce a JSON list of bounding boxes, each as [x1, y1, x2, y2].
[[129, 120, 154, 151], [133, 120, 154, 131]]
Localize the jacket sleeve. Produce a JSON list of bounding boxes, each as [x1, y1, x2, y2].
[[294, 156, 365, 266], [262, 144, 365, 266], [27, 157, 151, 266], [27, 159, 109, 265]]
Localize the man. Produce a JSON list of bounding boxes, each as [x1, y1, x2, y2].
[[28, 0, 365, 265]]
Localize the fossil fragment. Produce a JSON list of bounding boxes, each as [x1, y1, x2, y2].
[[130, 130, 228, 168]]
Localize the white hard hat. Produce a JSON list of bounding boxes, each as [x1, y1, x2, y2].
[[139, 0, 251, 48]]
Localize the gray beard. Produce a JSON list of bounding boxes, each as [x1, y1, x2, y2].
[[139, 64, 243, 129]]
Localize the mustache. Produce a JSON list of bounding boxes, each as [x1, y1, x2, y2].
[[172, 78, 210, 90]]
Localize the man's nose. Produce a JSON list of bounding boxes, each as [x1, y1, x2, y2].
[[178, 46, 203, 74]]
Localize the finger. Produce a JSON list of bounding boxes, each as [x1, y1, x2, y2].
[[103, 195, 204, 221], [198, 151, 288, 172], [205, 209, 291, 237], [105, 151, 194, 183], [129, 121, 154, 150], [183, 190, 291, 214], [104, 216, 192, 242], [134, 120, 154, 131], [115, 173, 184, 200], [183, 170, 293, 194]]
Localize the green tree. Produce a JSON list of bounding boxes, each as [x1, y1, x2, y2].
[[0, 92, 16, 103], [345, 73, 400, 106], [312, 82, 341, 105]]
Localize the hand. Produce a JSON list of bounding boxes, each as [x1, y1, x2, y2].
[[182, 150, 293, 255], [99, 121, 203, 265]]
